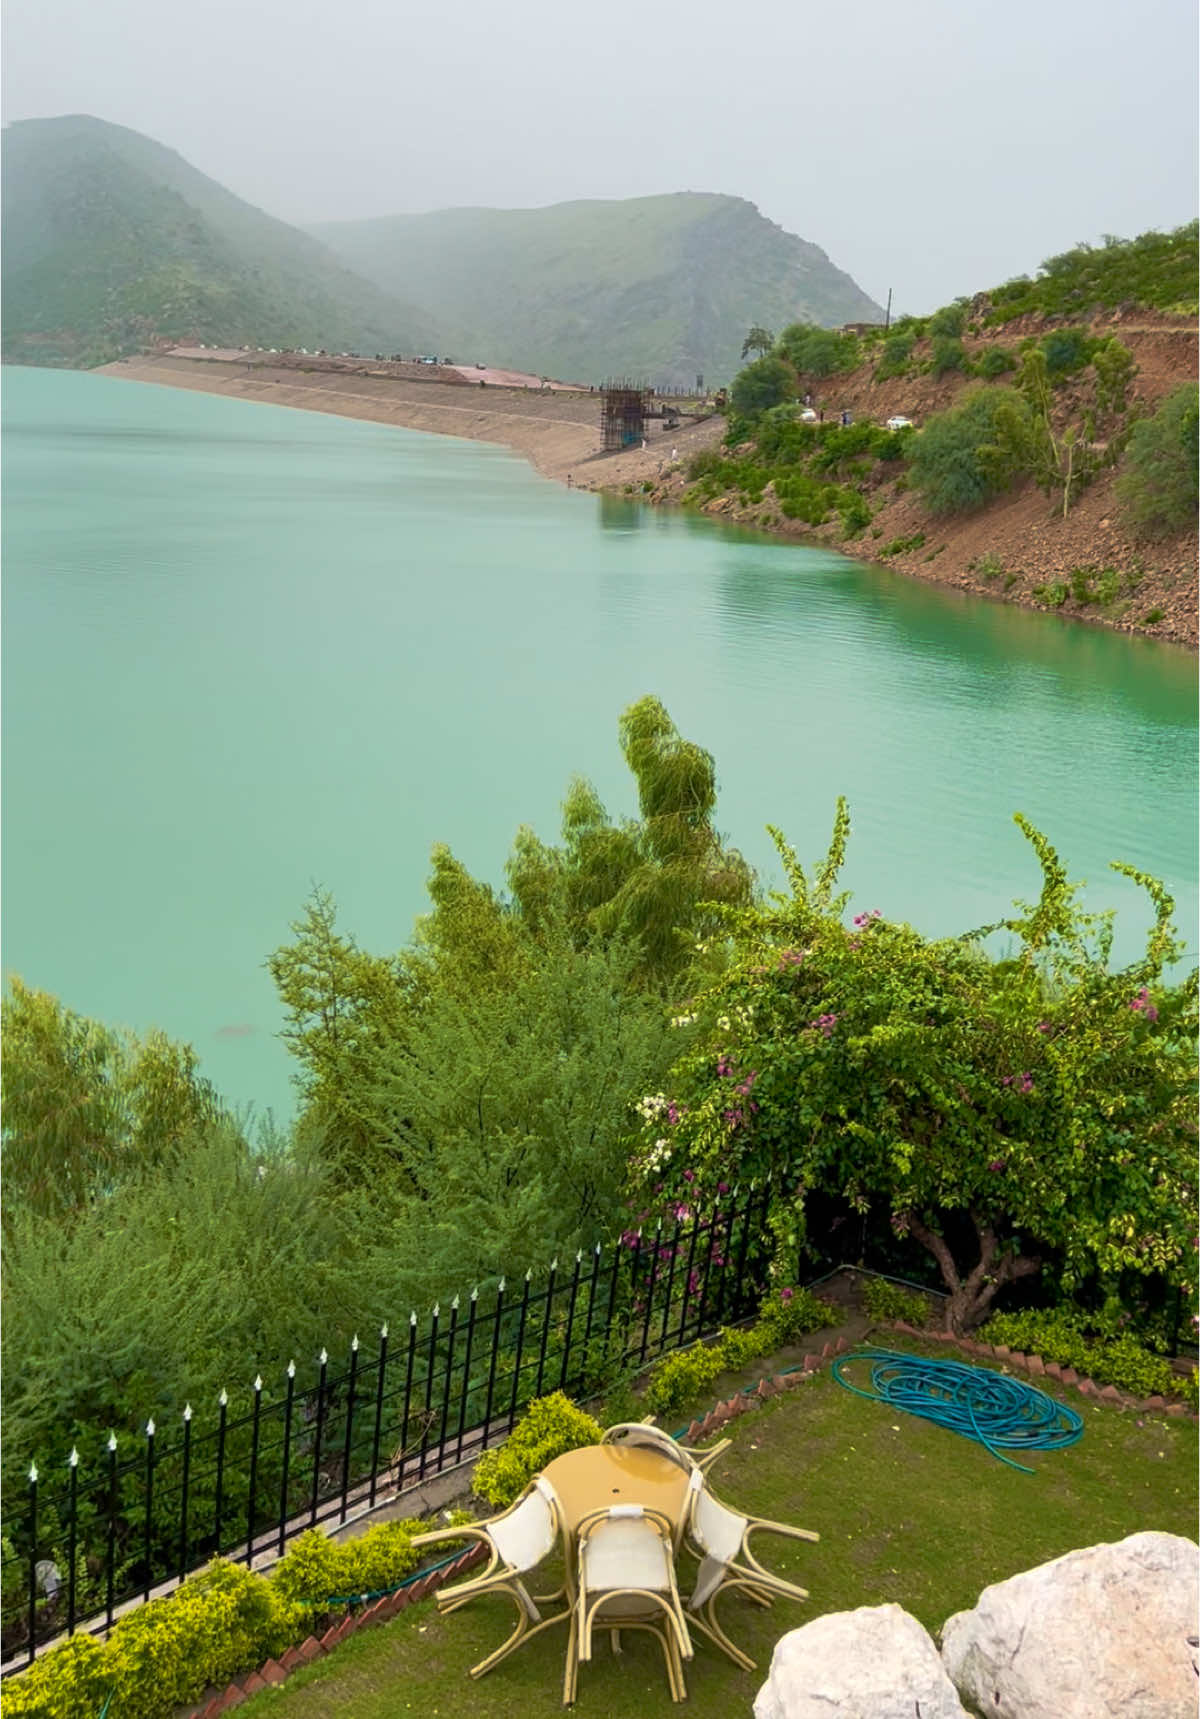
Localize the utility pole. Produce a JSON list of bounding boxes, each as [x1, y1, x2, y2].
[[884, 288, 893, 333]]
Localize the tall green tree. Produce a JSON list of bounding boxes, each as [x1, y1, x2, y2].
[[1117, 384, 1199, 537], [633, 807, 1197, 1334], [740, 325, 775, 361]]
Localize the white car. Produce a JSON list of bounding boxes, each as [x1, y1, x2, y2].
[[799, 408, 818, 422], [886, 415, 914, 431]]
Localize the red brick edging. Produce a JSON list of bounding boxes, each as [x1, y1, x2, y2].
[[189, 1542, 489, 1716], [888, 1321, 1197, 1421]]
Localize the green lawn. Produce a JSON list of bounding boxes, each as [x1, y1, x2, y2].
[[240, 1342, 1197, 1718]]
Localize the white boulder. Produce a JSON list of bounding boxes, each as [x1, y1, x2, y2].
[[940, 1530, 1199, 1719], [753, 1602, 969, 1719]]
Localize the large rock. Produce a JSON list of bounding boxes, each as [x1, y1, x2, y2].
[[753, 1603, 969, 1719], [940, 1531, 1198, 1719]]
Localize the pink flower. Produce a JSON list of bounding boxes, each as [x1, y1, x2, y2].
[[683, 1168, 696, 1183], [667, 1102, 680, 1125], [674, 1203, 692, 1222], [988, 1159, 1006, 1173], [780, 1287, 794, 1301], [620, 1229, 640, 1249], [1037, 1021, 1052, 1033], [778, 949, 805, 969], [716, 1056, 734, 1077], [810, 1012, 839, 1038], [734, 1071, 758, 1095], [723, 1107, 745, 1129], [717, 1182, 729, 1195]]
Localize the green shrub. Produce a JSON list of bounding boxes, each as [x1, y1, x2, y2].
[[929, 303, 967, 339], [976, 346, 1016, 378], [0, 1632, 112, 1718], [977, 552, 1005, 580], [1039, 327, 1095, 378], [931, 335, 966, 376], [985, 224, 1198, 321], [717, 1325, 768, 1370], [730, 354, 795, 420], [2, 1560, 302, 1719], [1142, 607, 1165, 625], [910, 387, 1025, 514], [472, 1392, 602, 1508], [874, 331, 914, 380], [861, 1277, 931, 1326], [271, 1519, 421, 1606], [644, 1340, 727, 1417], [879, 533, 926, 557], [756, 1285, 838, 1348], [1033, 580, 1068, 608], [983, 1309, 1189, 1401], [1117, 384, 1199, 537]]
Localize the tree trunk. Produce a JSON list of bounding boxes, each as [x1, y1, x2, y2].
[[905, 1210, 1041, 1335]]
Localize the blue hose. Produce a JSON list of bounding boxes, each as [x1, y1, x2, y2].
[[831, 1348, 1084, 1473]]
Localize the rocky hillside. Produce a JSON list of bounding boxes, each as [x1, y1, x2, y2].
[[634, 233, 1198, 646], [2, 116, 436, 367], [310, 194, 884, 388]]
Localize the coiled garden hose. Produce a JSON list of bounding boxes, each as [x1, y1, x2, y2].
[[831, 1347, 1084, 1473]]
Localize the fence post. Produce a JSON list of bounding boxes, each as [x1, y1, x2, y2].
[[26, 1463, 37, 1666], [508, 1272, 532, 1432], [604, 1238, 622, 1365], [658, 1218, 683, 1352], [558, 1253, 583, 1392], [677, 1213, 702, 1345], [713, 1199, 739, 1326], [369, 1324, 389, 1509], [437, 1298, 460, 1472], [308, 1352, 327, 1526], [214, 1389, 228, 1553], [105, 1434, 118, 1631], [455, 1292, 478, 1464], [481, 1279, 504, 1451], [582, 1244, 602, 1359], [143, 1419, 156, 1602], [534, 1260, 558, 1399], [246, 1378, 263, 1565], [733, 1188, 756, 1318], [339, 1337, 360, 1523], [623, 1231, 643, 1371], [400, 1316, 417, 1489], [66, 1446, 79, 1636], [277, 1365, 295, 1557], [419, 1308, 439, 1481], [178, 1406, 193, 1585], [639, 1225, 661, 1363]]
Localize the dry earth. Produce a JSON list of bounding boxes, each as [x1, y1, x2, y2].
[[100, 335, 1197, 648]]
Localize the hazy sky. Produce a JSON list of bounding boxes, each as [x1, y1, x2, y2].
[[3, 0, 1197, 312]]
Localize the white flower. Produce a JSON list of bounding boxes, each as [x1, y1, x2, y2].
[[716, 1015, 731, 1032], [671, 1012, 697, 1028]]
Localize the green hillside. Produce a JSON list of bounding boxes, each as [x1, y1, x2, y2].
[[1, 116, 436, 368], [310, 194, 885, 387]]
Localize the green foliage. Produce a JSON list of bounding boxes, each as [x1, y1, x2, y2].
[[874, 330, 915, 380], [1117, 384, 1199, 537], [910, 387, 1026, 514], [1, 978, 224, 1222], [729, 354, 795, 418], [983, 1309, 1191, 1401], [1142, 607, 1165, 625], [644, 1340, 727, 1416], [633, 804, 1198, 1336], [861, 1277, 931, 1326], [878, 533, 926, 557], [2, 1560, 300, 1719], [1091, 338, 1138, 417], [472, 1393, 602, 1508], [931, 335, 966, 376], [776, 324, 860, 377], [984, 224, 1198, 322], [1032, 580, 1068, 608], [976, 552, 1005, 580], [741, 325, 774, 360], [272, 1521, 421, 1605], [1037, 327, 1096, 378], [755, 1285, 838, 1348], [975, 345, 1016, 378], [928, 303, 967, 339]]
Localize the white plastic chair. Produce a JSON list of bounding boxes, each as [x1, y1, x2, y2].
[[411, 1476, 570, 1679], [565, 1504, 693, 1704], [682, 1485, 818, 1671], [600, 1421, 732, 1475]]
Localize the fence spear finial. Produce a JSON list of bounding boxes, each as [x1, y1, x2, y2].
[[183, 1404, 192, 1421], [68, 1447, 79, 1467]]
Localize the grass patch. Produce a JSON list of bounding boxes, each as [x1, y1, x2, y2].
[[239, 1339, 1196, 1719]]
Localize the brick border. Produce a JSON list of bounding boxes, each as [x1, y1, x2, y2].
[[186, 1542, 489, 1717], [887, 1321, 1198, 1421]]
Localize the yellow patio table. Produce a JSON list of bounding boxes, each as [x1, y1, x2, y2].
[[539, 1443, 693, 1544]]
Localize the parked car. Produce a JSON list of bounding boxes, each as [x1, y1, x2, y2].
[[799, 408, 818, 422], [885, 415, 914, 431]]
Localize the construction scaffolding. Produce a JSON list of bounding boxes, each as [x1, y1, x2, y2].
[[600, 380, 652, 450]]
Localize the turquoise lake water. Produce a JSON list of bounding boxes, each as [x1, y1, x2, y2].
[[3, 365, 1196, 1123]]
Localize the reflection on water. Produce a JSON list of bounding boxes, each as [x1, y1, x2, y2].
[[3, 367, 1196, 1120]]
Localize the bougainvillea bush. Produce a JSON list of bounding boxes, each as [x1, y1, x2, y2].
[[633, 803, 1197, 1335]]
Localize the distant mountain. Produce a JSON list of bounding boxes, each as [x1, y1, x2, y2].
[[1, 116, 436, 367], [309, 194, 885, 387]]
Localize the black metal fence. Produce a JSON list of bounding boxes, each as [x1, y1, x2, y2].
[[1, 1185, 774, 1673]]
